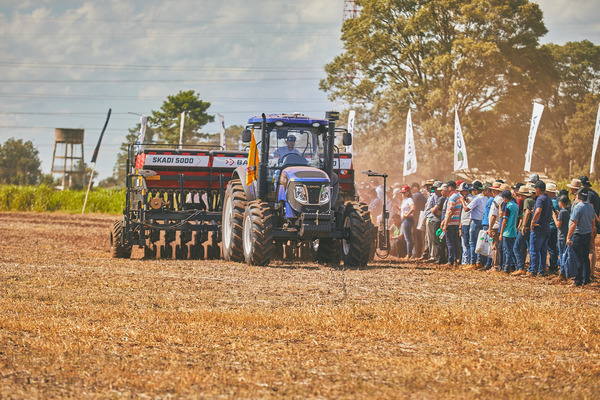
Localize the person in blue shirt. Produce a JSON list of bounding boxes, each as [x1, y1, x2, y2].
[[546, 182, 560, 274], [500, 190, 519, 273], [567, 187, 596, 286], [463, 181, 489, 268], [527, 180, 553, 277], [551, 195, 571, 283]]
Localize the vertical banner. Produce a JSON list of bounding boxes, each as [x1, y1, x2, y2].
[[524, 102, 544, 172], [218, 114, 226, 150], [403, 110, 417, 176], [136, 115, 148, 153], [347, 110, 355, 153], [454, 109, 469, 172], [179, 111, 185, 148], [590, 103, 600, 174]]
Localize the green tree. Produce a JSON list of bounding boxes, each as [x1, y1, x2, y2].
[[110, 124, 157, 186], [151, 90, 214, 144], [0, 138, 42, 185], [225, 124, 244, 150], [537, 40, 600, 178], [321, 0, 548, 179]]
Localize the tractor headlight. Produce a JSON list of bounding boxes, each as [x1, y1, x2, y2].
[[294, 185, 308, 204], [319, 185, 330, 204]]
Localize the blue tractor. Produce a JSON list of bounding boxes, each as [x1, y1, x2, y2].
[[221, 111, 374, 267]]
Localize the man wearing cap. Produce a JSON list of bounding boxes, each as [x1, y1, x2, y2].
[[423, 181, 442, 261], [487, 182, 505, 271], [463, 181, 489, 268], [500, 189, 519, 273], [272, 135, 301, 158], [527, 180, 553, 277], [567, 187, 596, 286], [457, 182, 473, 266], [430, 183, 448, 264], [442, 181, 462, 267], [579, 176, 600, 280], [511, 185, 534, 276], [478, 183, 495, 269], [546, 182, 560, 274]]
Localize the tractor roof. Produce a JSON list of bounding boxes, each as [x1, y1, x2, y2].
[[247, 113, 329, 126]]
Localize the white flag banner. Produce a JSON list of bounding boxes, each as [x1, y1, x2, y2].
[[218, 114, 226, 150], [454, 109, 469, 172], [347, 110, 355, 153], [403, 110, 417, 176], [524, 102, 544, 173], [136, 115, 148, 153], [590, 103, 600, 174], [179, 111, 185, 148]]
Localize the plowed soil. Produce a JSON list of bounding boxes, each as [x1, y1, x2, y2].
[[1, 212, 599, 399]]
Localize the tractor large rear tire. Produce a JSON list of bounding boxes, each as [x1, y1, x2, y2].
[[342, 202, 374, 268], [222, 179, 246, 262], [110, 220, 132, 259], [242, 201, 273, 266]]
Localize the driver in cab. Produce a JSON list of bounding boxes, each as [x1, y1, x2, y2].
[[272, 135, 301, 159]]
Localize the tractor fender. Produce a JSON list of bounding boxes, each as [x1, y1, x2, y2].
[[231, 165, 257, 201]]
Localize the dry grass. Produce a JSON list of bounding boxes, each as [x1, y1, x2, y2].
[[1, 212, 599, 399]]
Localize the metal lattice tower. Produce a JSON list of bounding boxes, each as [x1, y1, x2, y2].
[[343, 0, 360, 22]]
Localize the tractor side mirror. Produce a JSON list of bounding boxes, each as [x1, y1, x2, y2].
[[241, 129, 252, 143], [342, 132, 352, 146]]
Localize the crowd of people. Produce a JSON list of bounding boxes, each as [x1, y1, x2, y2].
[[359, 174, 600, 287]]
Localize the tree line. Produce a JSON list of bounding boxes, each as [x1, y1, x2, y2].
[[320, 0, 600, 182]]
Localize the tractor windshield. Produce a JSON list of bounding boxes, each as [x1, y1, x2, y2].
[[252, 125, 325, 168]]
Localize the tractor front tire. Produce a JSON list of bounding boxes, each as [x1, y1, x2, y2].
[[342, 202, 374, 268], [242, 201, 273, 266], [315, 238, 341, 266], [222, 179, 246, 262], [110, 220, 132, 259]]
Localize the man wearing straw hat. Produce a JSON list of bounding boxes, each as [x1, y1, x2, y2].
[[511, 184, 534, 276], [579, 176, 600, 280], [486, 181, 505, 271], [567, 187, 596, 286]]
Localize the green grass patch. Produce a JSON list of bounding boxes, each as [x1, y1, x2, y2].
[[0, 185, 125, 213]]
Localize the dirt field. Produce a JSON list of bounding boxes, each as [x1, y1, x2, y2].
[[1, 212, 599, 399]]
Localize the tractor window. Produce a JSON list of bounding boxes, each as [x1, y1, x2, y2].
[[268, 127, 323, 167]]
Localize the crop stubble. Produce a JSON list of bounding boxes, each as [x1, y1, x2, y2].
[[0, 212, 599, 399]]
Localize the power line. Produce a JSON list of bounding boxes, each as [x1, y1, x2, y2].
[[1, 31, 338, 39], [0, 93, 330, 102], [0, 61, 323, 73], [0, 77, 321, 83]]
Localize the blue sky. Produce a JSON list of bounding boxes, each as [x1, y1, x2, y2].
[[0, 0, 599, 180]]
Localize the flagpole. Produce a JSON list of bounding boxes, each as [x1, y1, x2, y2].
[[82, 108, 111, 214], [82, 163, 96, 214]]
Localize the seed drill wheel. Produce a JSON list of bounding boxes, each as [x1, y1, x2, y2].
[[341, 201, 374, 268], [160, 243, 173, 259], [175, 244, 188, 260], [222, 179, 246, 262], [144, 243, 157, 259], [110, 220, 132, 259], [241, 201, 273, 266]]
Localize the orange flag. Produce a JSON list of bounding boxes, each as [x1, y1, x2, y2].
[[246, 128, 259, 186]]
